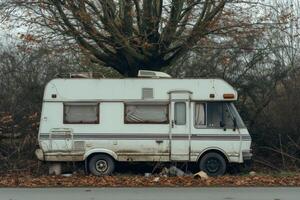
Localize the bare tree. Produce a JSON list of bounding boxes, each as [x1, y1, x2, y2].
[[1, 0, 229, 76]]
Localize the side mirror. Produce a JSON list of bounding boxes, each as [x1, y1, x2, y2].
[[220, 121, 226, 131]]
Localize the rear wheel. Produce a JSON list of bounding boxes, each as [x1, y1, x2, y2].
[[88, 154, 115, 176], [199, 152, 227, 176]]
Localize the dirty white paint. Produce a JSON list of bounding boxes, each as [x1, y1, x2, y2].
[[36, 78, 251, 164]]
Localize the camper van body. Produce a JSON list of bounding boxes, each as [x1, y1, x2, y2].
[[36, 77, 252, 175]]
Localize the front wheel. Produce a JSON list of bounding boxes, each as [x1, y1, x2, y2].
[[88, 154, 115, 176], [199, 152, 227, 176]]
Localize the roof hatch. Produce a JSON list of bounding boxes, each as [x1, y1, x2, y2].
[[138, 70, 171, 78]]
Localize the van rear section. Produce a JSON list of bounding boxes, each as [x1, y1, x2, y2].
[[36, 74, 252, 176]]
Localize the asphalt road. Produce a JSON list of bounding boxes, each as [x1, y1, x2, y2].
[[0, 187, 299, 200]]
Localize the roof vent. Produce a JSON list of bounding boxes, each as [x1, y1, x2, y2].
[[70, 72, 93, 78], [138, 70, 171, 78], [142, 88, 154, 99]]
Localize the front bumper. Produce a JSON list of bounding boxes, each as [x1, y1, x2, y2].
[[242, 150, 253, 161], [35, 148, 45, 161]]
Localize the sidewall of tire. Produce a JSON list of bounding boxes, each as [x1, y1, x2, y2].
[[88, 154, 115, 176], [199, 152, 227, 176]]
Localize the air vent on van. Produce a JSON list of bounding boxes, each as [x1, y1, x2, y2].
[[138, 70, 171, 78], [142, 88, 154, 99]]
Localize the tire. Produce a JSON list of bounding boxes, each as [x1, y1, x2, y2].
[[88, 154, 115, 176], [199, 152, 227, 176]]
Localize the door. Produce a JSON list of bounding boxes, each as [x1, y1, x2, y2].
[[169, 91, 191, 161]]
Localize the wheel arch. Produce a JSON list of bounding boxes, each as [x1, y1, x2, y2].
[[197, 147, 229, 164], [83, 148, 118, 161]]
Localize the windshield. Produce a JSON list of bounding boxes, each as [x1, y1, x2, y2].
[[228, 103, 246, 128]]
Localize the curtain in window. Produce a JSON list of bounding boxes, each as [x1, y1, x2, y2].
[[125, 105, 168, 123], [195, 103, 205, 126], [64, 104, 98, 123]]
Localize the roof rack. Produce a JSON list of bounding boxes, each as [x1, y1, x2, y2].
[[55, 72, 105, 79]]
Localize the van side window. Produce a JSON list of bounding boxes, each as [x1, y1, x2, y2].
[[194, 103, 206, 127], [64, 103, 99, 124], [124, 103, 168, 124], [207, 102, 233, 128], [174, 102, 186, 125]]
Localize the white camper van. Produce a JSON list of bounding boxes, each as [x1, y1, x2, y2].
[[35, 71, 252, 176]]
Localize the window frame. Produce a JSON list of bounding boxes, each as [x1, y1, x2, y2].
[[227, 103, 246, 128], [193, 101, 243, 129], [204, 101, 226, 129], [63, 102, 100, 124], [124, 102, 169, 124]]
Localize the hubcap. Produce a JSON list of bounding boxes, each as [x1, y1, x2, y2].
[[205, 158, 221, 173], [95, 160, 108, 173]]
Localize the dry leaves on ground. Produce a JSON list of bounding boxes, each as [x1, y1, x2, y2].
[[0, 174, 300, 187]]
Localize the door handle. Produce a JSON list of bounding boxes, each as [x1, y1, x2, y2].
[[156, 140, 163, 144], [171, 120, 175, 128]]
